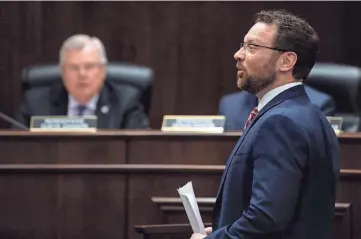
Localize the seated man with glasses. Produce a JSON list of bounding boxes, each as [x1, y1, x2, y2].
[[14, 34, 149, 129], [218, 42, 335, 131]]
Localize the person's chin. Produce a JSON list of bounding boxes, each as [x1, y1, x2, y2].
[[238, 82, 255, 94], [237, 77, 246, 89]]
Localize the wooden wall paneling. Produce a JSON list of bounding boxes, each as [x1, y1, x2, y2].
[[0, 2, 360, 128]]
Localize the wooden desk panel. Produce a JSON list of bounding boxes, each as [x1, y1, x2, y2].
[[127, 137, 235, 165], [338, 134, 361, 169], [0, 132, 127, 164], [0, 173, 58, 239], [0, 130, 359, 167], [127, 170, 222, 239], [0, 168, 127, 239], [0, 165, 355, 239], [0, 130, 360, 239], [147, 198, 351, 239]]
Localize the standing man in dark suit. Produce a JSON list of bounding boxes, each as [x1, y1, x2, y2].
[[218, 85, 336, 131], [15, 34, 148, 129], [191, 9, 340, 239]]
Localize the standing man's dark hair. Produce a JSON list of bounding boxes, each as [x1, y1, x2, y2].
[[255, 9, 319, 80]]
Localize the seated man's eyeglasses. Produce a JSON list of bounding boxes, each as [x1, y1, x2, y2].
[[65, 63, 104, 72]]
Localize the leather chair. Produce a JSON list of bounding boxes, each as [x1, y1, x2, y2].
[[305, 63, 361, 132], [21, 62, 154, 115]]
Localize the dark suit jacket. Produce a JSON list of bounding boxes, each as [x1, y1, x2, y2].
[[14, 81, 149, 129], [219, 85, 335, 131], [208, 85, 340, 239]]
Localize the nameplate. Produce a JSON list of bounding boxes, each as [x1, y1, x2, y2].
[[161, 115, 226, 133], [30, 116, 97, 132], [326, 116, 343, 134]]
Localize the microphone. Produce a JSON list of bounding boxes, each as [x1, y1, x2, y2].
[[0, 111, 28, 130]]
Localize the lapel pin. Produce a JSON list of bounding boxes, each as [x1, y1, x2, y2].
[[101, 105, 109, 114]]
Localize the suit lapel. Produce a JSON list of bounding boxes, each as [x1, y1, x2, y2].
[[215, 122, 253, 198], [51, 85, 68, 115], [95, 84, 113, 129], [215, 85, 308, 199]]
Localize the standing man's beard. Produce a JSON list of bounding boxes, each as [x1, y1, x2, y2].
[[238, 72, 276, 94], [237, 56, 279, 95]]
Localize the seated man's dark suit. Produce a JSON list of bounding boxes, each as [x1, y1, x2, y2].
[[219, 85, 335, 130], [14, 81, 148, 129], [208, 85, 340, 239]]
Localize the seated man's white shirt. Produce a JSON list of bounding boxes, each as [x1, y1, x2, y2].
[[67, 94, 99, 116]]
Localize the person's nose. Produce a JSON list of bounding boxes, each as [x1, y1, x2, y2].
[[78, 66, 87, 78], [234, 48, 245, 61]]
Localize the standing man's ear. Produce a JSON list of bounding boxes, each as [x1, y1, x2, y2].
[[278, 52, 297, 73]]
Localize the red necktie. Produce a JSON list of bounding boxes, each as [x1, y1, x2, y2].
[[244, 107, 258, 130]]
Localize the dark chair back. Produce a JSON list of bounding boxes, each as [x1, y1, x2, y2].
[[306, 63, 361, 132]]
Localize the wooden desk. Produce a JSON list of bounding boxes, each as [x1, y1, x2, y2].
[[0, 130, 359, 239], [134, 202, 351, 239], [1, 130, 361, 167]]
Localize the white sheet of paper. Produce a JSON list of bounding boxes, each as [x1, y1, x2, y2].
[[177, 181, 206, 234]]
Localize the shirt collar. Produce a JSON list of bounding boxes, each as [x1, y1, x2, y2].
[[257, 82, 303, 111], [68, 94, 99, 111]]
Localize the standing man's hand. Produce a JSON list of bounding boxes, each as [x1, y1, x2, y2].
[[190, 227, 212, 239], [190, 233, 206, 239]]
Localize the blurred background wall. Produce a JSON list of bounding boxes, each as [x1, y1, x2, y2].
[[0, 1, 360, 128]]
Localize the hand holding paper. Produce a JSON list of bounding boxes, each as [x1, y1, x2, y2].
[[177, 181, 206, 234]]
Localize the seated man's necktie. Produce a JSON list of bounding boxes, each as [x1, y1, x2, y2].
[[77, 105, 87, 116]]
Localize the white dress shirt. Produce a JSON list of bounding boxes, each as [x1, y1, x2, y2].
[[257, 82, 303, 111], [67, 94, 99, 116]]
